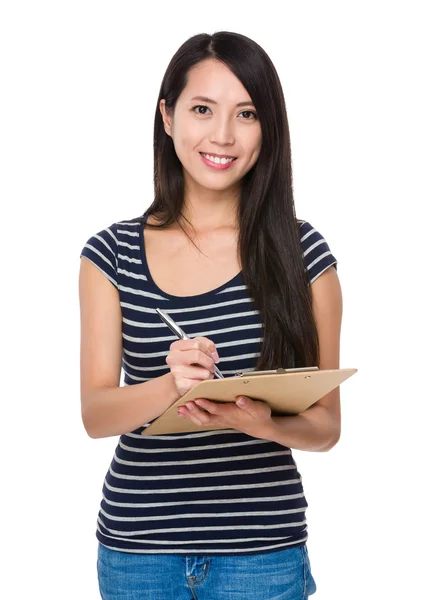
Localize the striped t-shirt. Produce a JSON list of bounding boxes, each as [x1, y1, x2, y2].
[[80, 214, 337, 555]]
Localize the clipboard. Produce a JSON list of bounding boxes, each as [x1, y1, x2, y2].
[[141, 367, 357, 435]]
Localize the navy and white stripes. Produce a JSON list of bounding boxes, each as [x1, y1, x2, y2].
[[80, 214, 337, 555]]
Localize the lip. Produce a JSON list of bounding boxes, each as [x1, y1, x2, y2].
[[200, 152, 237, 159], [199, 152, 237, 171]]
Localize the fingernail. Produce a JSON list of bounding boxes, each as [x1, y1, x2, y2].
[[211, 351, 220, 363]]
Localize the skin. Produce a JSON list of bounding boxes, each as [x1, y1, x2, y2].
[[177, 266, 343, 452], [161, 59, 342, 451], [159, 58, 262, 231], [79, 58, 343, 450]]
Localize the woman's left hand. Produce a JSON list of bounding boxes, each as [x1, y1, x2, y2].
[[177, 396, 273, 439]]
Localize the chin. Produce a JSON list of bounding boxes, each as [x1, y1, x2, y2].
[[201, 180, 238, 192]]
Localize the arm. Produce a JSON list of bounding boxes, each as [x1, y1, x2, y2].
[[263, 266, 343, 451], [178, 266, 342, 452], [79, 257, 181, 438]]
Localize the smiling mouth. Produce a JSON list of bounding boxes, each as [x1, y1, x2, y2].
[[199, 152, 237, 165]]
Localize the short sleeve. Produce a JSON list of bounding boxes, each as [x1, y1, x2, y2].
[[80, 223, 118, 289], [299, 220, 338, 284]]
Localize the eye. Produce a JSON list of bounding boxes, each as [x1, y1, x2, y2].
[[191, 105, 258, 120], [192, 105, 211, 115], [239, 110, 257, 120]]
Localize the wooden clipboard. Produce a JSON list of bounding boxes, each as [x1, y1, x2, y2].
[[141, 367, 357, 436]]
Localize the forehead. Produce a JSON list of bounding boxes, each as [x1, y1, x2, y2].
[[180, 59, 251, 104]]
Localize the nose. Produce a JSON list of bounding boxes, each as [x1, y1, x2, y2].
[[208, 116, 235, 146]]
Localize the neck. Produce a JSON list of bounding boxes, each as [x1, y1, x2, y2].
[[181, 185, 240, 233]]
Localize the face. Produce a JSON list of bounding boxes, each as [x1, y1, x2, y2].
[[160, 59, 262, 196]]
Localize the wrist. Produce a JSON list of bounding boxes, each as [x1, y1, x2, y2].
[[256, 418, 279, 443], [163, 371, 182, 405]]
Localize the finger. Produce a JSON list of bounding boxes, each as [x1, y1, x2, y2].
[[194, 398, 221, 414], [179, 410, 203, 426], [179, 402, 211, 425], [195, 337, 220, 362], [185, 349, 216, 372], [235, 395, 257, 415], [167, 350, 216, 374], [172, 365, 215, 380], [169, 338, 216, 359]]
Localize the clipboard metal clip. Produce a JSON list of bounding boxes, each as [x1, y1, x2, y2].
[[235, 366, 320, 377]]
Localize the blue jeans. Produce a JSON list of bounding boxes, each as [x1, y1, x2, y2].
[[97, 543, 317, 599]]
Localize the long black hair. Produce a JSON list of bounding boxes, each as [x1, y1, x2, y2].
[[144, 31, 319, 370]]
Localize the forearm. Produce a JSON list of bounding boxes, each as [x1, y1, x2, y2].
[[262, 404, 341, 452], [81, 372, 181, 439]]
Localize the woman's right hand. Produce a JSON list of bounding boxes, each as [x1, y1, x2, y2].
[[166, 337, 220, 397]]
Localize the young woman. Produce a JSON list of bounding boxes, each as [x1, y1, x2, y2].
[[79, 30, 342, 600]]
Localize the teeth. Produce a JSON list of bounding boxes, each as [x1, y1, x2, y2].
[[202, 153, 235, 165]]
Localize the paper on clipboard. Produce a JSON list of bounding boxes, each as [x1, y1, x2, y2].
[[141, 367, 357, 436]]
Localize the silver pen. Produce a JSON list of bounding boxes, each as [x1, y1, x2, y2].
[[156, 308, 224, 379]]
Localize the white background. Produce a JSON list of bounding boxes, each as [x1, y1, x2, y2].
[[1, 1, 420, 598]]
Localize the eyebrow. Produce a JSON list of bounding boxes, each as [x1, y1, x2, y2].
[[190, 95, 255, 108]]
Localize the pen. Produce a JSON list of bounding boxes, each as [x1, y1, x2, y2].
[[155, 308, 224, 379]]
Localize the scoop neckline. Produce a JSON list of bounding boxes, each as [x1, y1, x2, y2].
[[138, 215, 243, 304]]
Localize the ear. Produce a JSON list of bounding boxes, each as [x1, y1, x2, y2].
[[159, 99, 172, 137]]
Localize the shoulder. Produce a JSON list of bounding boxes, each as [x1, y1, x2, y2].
[[80, 215, 144, 288], [297, 219, 338, 284], [82, 215, 144, 251]]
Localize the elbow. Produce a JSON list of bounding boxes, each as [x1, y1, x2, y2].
[[81, 389, 108, 439], [84, 427, 102, 440], [320, 424, 341, 452], [81, 404, 104, 439], [82, 414, 100, 439], [83, 421, 106, 439], [316, 404, 341, 452]]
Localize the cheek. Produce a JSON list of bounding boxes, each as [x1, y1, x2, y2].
[[173, 131, 199, 162], [240, 128, 262, 158], [253, 131, 263, 153], [247, 137, 262, 167], [173, 118, 201, 149]]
